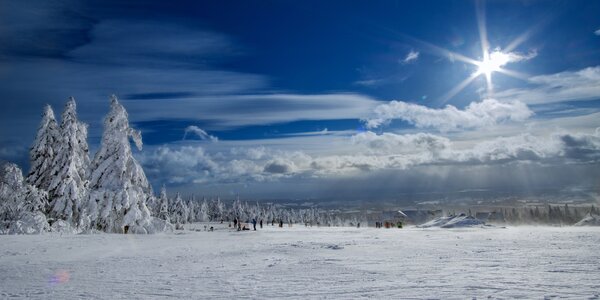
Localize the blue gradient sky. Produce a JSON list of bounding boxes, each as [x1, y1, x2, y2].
[[1, 0, 600, 203]]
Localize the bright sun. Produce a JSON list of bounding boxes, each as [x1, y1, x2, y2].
[[475, 50, 510, 78]]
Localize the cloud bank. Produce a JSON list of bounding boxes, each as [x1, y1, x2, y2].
[[365, 98, 533, 131], [139, 129, 600, 188]]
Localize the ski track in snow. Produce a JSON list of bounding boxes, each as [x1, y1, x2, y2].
[[1, 226, 599, 299]]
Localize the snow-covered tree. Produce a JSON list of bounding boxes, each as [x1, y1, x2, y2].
[[170, 193, 188, 225], [88, 95, 152, 233], [186, 198, 196, 223], [156, 185, 170, 222], [26, 105, 60, 193], [199, 198, 210, 222], [215, 197, 225, 221], [47, 98, 90, 227], [0, 162, 49, 234]]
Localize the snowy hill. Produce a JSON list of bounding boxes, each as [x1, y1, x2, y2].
[[574, 213, 600, 226], [418, 213, 487, 228]]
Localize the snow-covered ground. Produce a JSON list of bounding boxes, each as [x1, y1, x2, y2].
[[1, 225, 599, 299]]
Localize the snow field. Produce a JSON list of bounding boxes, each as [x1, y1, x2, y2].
[[1, 225, 599, 299]]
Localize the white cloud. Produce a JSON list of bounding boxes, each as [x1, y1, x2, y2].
[[354, 79, 383, 87], [183, 126, 218, 142], [495, 66, 600, 105], [139, 129, 600, 187], [365, 98, 533, 131], [351, 132, 449, 156], [492, 48, 537, 65], [264, 159, 296, 174], [595, 28, 600, 36], [402, 50, 419, 64], [123, 93, 379, 129]]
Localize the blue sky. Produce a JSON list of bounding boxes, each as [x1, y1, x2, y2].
[[1, 0, 600, 203]]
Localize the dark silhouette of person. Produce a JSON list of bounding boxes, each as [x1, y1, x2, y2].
[[252, 218, 257, 231], [259, 219, 263, 229]]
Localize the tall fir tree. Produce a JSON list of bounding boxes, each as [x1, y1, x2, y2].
[[27, 105, 60, 193], [170, 192, 188, 225], [88, 95, 152, 233], [156, 185, 170, 222], [47, 97, 90, 227]]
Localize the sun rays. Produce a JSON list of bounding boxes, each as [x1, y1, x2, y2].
[[412, 0, 539, 106]]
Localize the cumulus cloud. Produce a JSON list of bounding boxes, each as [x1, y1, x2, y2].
[[495, 66, 600, 105], [139, 146, 219, 184], [401, 50, 419, 64], [365, 98, 533, 131], [183, 125, 218, 142], [595, 28, 600, 36], [351, 131, 449, 156], [139, 130, 600, 187], [264, 160, 295, 174]]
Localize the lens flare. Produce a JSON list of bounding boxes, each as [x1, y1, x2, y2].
[[49, 270, 70, 285]]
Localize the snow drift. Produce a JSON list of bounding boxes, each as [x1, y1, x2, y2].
[[574, 213, 600, 226], [418, 214, 487, 228]]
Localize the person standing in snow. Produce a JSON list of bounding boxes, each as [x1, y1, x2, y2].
[[233, 217, 238, 229], [252, 218, 257, 231], [259, 219, 263, 229]]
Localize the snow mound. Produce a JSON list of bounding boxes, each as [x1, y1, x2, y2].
[[418, 216, 455, 228], [574, 213, 600, 226], [5, 212, 49, 234], [143, 217, 174, 234], [418, 214, 487, 228], [50, 220, 76, 234]]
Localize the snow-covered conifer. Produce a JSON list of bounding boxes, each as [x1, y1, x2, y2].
[[88, 95, 152, 233], [186, 198, 196, 223], [0, 162, 49, 234], [170, 193, 188, 225], [47, 98, 90, 227], [156, 185, 170, 222], [27, 105, 60, 192], [199, 198, 210, 222]]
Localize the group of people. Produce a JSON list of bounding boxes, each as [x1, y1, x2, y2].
[[375, 221, 402, 228], [220, 219, 403, 230], [230, 217, 263, 231], [229, 217, 294, 231]]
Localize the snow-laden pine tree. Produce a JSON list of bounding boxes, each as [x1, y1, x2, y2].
[[27, 105, 60, 193], [186, 198, 196, 223], [47, 98, 90, 227], [0, 162, 49, 234], [88, 95, 152, 233], [215, 197, 225, 221], [199, 198, 210, 222], [170, 193, 188, 225], [156, 185, 170, 222]]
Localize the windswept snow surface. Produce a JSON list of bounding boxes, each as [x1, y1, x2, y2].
[[418, 213, 487, 228], [575, 213, 600, 226], [1, 225, 599, 299]]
